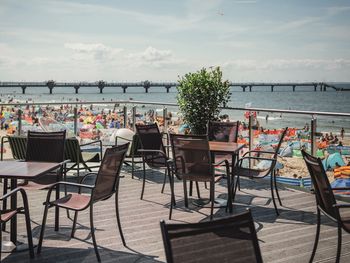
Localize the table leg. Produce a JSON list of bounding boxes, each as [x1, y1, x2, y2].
[[10, 178, 17, 244], [229, 153, 238, 213], [55, 182, 60, 231]]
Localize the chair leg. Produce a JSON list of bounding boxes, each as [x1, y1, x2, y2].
[[115, 192, 126, 247], [210, 182, 214, 221], [168, 168, 176, 206], [204, 182, 208, 189], [71, 211, 78, 238], [90, 205, 101, 262], [273, 170, 283, 206], [140, 158, 146, 200], [0, 222, 2, 260], [37, 203, 50, 254], [161, 168, 167, 194], [189, 181, 193, 196], [183, 180, 188, 208], [309, 208, 321, 263], [195, 182, 201, 198], [2, 178, 8, 231], [131, 155, 135, 179], [336, 223, 342, 263], [24, 205, 34, 258], [270, 173, 279, 216]]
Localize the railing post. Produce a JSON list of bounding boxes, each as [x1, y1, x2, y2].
[[163, 107, 168, 132], [123, 106, 128, 128], [132, 106, 136, 131], [17, 109, 22, 136], [311, 116, 317, 156], [249, 113, 253, 168], [73, 107, 78, 136]]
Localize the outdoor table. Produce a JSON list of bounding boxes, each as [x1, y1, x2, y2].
[[0, 161, 61, 251], [209, 141, 245, 213]]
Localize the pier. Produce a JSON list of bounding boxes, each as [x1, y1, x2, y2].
[[0, 81, 346, 94]]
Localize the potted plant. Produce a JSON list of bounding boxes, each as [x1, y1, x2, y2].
[[177, 67, 230, 135]]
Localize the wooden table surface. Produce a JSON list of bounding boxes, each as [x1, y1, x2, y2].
[[209, 141, 244, 154], [0, 161, 61, 180]]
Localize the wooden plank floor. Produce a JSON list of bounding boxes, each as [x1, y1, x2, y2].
[[1, 166, 350, 263]]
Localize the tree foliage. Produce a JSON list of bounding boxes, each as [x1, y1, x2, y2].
[[177, 67, 230, 135]]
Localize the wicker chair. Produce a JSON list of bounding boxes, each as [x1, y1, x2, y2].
[[234, 127, 288, 215], [37, 144, 129, 262], [169, 133, 230, 220], [160, 209, 263, 263], [135, 123, 174, 201], [302, 150, 350, 263], [0, 188, 34, 261]]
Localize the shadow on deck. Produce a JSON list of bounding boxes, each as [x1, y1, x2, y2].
[[1, 167, 350, 263]]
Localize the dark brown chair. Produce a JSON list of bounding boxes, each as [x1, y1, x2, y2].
[[302, 150, 350, 263], [0, 188, 34, 261], [160, 209, 263, 263], [37, 143, 129, 262], [169, 133, 230, 220], [135, 123, 174, 201], [234, 127, 288, 215], [19, 131, 66, 190]]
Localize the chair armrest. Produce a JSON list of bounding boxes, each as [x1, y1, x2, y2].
[[79, 172, 98, 184], [214, 159, 230, 176], [80, 139, 102, 147], [115, 136, 133, 143], [333, 203, 350, 209], [242, 150, 275, 158], [0, 187, 27, 201], [332, 187, 350, 191]]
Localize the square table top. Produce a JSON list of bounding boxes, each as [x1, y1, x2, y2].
[[0, 161, 61, 180]]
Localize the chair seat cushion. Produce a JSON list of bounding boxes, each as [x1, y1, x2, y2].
[[82, 152, 100, 162], [52, 193, 91, 210], [1, 210, 17, 223]]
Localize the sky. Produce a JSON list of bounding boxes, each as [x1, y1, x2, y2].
[[0, 0, 350, 82]]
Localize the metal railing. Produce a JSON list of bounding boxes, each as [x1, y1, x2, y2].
[[2, 100, 350, 157]]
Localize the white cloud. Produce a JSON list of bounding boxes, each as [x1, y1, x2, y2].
[[126, 46, 184, 68], [223, 59, 350, 71], [64, 43, 123, 61]]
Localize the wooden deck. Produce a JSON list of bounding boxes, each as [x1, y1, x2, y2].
[[1, 166, 350, 263]]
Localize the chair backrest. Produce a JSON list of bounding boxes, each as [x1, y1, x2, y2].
[[135, 123, 167, 168], [302, 150, 339, 220], [64, 137, 83, 162], [128, 134, 142, 157], [170, 133, 212, 180], [8, 136, 27, 160], [26, 131, 66, 163], [160, 209, 263, 263], [208, 121, 239, 143], [92, 143, 129, 202]]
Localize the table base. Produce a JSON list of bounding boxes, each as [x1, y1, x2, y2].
[[1, 235, 38, 253]]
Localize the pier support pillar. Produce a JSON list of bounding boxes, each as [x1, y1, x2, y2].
[[144, 80, 150, 93], [271, 85, 274, 92], [74, 85, 80, 94], [47, 80, 55, 95], [165, 85, 171, 93], [292, 85, 296, 92], [122, 85, 127, 93], [314, 84, 317, 92], [249, 85, 252, 92], [242, 86, 246, 92], [98, 81, 105, 94], [21, 86, 26, 94]]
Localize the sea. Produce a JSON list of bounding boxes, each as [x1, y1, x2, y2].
[[1, 83, 350, 134]]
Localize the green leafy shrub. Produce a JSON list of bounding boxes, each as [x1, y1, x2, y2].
[[177, 67, 230, 135]]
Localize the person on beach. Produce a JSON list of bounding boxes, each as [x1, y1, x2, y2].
[[341, 127, 345, 140]]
